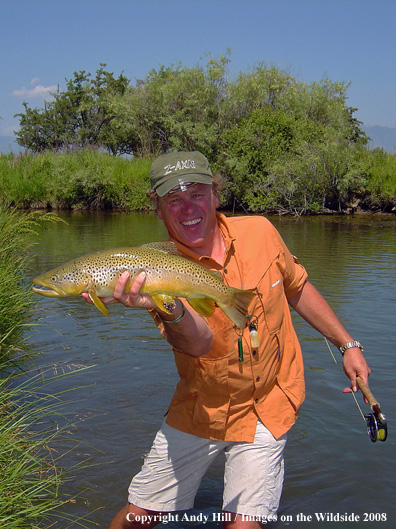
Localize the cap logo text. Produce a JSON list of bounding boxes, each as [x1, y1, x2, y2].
[[164, 159, 196, 175]]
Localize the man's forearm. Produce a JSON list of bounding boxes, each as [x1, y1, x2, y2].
[[288, 280, 371, 390], [288, 280, 354, 347], [156, 300, 213, 357]]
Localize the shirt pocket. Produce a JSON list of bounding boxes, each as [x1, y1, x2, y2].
[[256, 260, 286, 334], [192, 355, 230, 429]]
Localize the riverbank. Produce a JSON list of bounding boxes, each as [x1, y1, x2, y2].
[[0, 205, 85, 528], [0, 150, 153, 211], [1, 150, 395, 215]]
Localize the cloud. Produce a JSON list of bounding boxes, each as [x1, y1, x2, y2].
[[11, 84, 58, 99], [29, 77, 40, 86]]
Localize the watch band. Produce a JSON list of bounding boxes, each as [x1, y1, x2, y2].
[[339, 340, 363, 355], [157, 300, 186, 325]]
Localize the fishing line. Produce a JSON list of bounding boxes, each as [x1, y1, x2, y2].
[[324, 337, 338, 365], [324, 337, 366, 421], [324, 338, 388, 442], [351, 390, 366, 421]]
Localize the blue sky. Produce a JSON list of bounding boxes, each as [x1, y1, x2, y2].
[[1, 0, 396, 138]]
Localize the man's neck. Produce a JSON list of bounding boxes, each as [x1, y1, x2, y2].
[[209, 227, 226, 265], [171, 225, 225, 266], [192, 225, 225, 265]]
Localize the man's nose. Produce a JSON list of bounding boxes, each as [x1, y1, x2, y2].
[[181, 198, 194, 213]]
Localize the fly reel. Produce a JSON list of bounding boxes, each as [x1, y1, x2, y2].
[[357, 377, 388, 443], [364, 412, 387, 442]]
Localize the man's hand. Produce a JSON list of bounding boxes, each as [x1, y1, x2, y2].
[[81, 271, 157, 310], [81, 270, 213, 357], [342, 347, 371, 402]]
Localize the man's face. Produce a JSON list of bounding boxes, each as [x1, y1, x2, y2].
[[157, 183, 220, 253]]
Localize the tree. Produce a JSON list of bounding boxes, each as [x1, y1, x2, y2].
[[111, 53, 231, 158], [15, 100, 64, 152], [15, 65, 130, 154], [13, 57, 371, 214], [220, 104, 367, 214]]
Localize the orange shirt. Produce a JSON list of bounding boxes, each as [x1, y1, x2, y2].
[[152, 214, 308, 442]]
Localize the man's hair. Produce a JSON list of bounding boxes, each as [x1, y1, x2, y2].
[[146, 173, 224, 210]]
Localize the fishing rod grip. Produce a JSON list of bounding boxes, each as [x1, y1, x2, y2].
[[356, 376, 380, 409]]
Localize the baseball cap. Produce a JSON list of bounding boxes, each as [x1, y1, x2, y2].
[[149, 151, 213, 197]]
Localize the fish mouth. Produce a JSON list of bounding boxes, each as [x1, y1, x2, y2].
[[181, 218, 202, 227], [32, 278, 66, 297], [32, 277, 89, 298]]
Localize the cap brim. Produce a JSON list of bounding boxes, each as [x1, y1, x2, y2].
[[155, 174, 212, 197]]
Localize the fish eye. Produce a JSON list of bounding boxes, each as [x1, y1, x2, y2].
[[50, 274, 59, 282]]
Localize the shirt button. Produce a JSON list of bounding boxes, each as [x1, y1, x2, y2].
[[255, 398, 259, 403], [252, 350, 257, 356], [256, 376, 260, 382]]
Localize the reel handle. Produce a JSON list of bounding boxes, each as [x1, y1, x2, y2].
[[356, 377, 387, 442], [356, 376, 380, 409]]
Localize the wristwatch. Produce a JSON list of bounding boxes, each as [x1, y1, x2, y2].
[[339, 340, 363, 355]]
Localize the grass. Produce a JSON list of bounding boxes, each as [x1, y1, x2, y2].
[[0, 362, 93, 529], [0, 206, 62, 353], [1, 148, 395, 213], [0, 151, 153, 211], [0, 204, 94, 528]]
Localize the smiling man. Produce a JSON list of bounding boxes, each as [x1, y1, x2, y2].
[[152, 152, 224, 261], [88, 151, 370, 529]]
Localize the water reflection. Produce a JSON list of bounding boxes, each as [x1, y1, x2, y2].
[[28, 212, 396, 528]]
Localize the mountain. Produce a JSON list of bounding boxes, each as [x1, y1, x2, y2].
[[362, 125, 396, 152]]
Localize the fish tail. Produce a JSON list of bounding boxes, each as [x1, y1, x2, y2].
[[218, 288, 255, 329]]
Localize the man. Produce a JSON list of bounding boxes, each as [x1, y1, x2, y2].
[[83, 151, 370, 529]]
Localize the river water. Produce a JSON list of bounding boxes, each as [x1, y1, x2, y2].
[[27, 211, 396, 529]]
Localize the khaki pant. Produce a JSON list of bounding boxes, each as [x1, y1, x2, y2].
[[128, 420, 286, 518]]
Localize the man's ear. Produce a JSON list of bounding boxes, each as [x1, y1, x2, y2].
[[156, 199, 163, 219], [214, 191, 220, 209]]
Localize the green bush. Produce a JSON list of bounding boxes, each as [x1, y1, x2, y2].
[[220, 107, 369, 214], [363, 148, 396, 210]]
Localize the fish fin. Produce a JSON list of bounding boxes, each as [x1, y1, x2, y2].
[[187, 297, 217, 317], [151, 293, 177, 314], [218, 289, 255, 329], [88, 292, 109, 318], [142, 241, 180, 255]]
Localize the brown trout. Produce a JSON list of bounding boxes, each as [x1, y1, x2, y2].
[[32, 242, 254, 328]]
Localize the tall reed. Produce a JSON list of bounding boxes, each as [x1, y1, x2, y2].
[[0, 204, 92, 528], [0, 362, 93, 528], [0, 206, 63, 354]]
